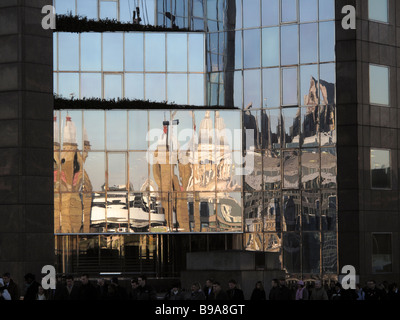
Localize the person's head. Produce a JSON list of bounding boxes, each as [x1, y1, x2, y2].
[[97, 278, 105, 286], [279, 278, 286, 287], [256, 281, 264, 290], [3, 273, 11, 285], [297, 281, 305, 288], [212, 282, 222, 293], [367, 280, 376, 290], [38, 285, 45, 295], [228, 279, 237, 290], [205, 278, 214, 288], [138, 275, 147, 287], [65, 275, 74, 287], [111, 277, 119, 286], [80, 274, 89, 285], [315, 280, 322, 289], [131, 279, 138, 289], [191, 282, 200, 292], [171, 282, 181, 293], [24, 273, 35, 284], [271, 279, 279, 288]]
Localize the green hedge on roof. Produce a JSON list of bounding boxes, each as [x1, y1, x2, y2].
[[55, 14, 202, 33]]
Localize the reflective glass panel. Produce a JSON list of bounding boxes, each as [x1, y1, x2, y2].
[[301, 106, 319, 147], [53, 33, 57, 71], [371, 149, 391, 189], [301, 191, 320, 231], [320, 105, 336, 146], [106, 111, 128, 150], [262, 27, 280, 67], [60, 192, 83, 233], [84, 152, 105, 192], [83, 110, 105, 150], [81, 73, 102, 99], [245, 233, 264, 251], [322, 232, 337, 273], [319, 63, 335, 105], [145, 74, 166, 102], [167, 34, 187, 72], [216, 193, 242, 232], [264, 151, 281, 190], [128, 192, 150, 232], [282, 108, 300, 148], [217, 110, 241, 150], [283, 151, 299, 189], [302, 149, 319, 189], [282, 67, 298, 106], [244, 109, 261, 151], [319, 0, 335, 20], [61, 110, 83, 150], [233, 71, 242, 108], [321, 148, 336, 188], [281, 0, 297, 23], [58, 33, 79, 71], [81, 33, 101, 71], [120, 0, 132, 23], [106, 191, 129, 230], [104, 74, 122, 100], [320, 21, 335, 63], [264, 192, 282, 232], [129, 152, 148, 192], [103, 33, 123, 71], [262, 0, 279, 26], [55, 0, 75, 15], [244, 150, 262, 191], [189, 33, 205, 72], [128, 110, 148, 151], [172, 192, 193, 232], [244, 29, 261, 69], [244, 193, 263, 232], [262, 109, 281, 149], [234, 31, 242, 70], [321, 192, 336, 231], [189, 74, 205, 106], [369, 65, 389, 106], [108, 153, 127, 189], [283, 191, 300, 231], [77, 0, 97, 20], [145, 33, 166, 72], [125, 33, 144, 72], [368, 0, 388, 23], [58, 73, 79, 99], [100, 1, 118, 20], [125, 74, 144, 100], [168, 74, 188, 105], [283, 232, 301, 273], [281, 25, 298, 66], [300, 0, 317, 22], [262, 68, 280, 108], [244, 69, 261, 109], [302, 232, 320, 273], [300, 23, 318, 64], [372, 233, 392, 273], [243, 0, 260, 28], [300, 64, 318, 106]]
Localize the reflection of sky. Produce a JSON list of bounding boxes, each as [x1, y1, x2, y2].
[[83, 110, 104, 150], [371, 150, 390, 169], [106, 111, 127, 150]]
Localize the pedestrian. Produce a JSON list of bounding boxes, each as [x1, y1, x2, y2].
[[0, 278, 12, 301], [203, 278, 214, 300], [36, 285, 48, 300], [59, 274, 80, 300], [227, 279, 244, 301], [364, 280, 382, 300], [310, 280, 328, 300], [53, 274, 66, 300], [295, 280, 309, 300], [327, 281, 336, 300], [96, 278, 108, 300], [23, 273, 40, 301], [164, 282, 185, 300], [250, 281, 266, 301], [277, 278, 292, 300], [107, 277, 128, 300], [211, 281, 228, 300], [137, 275, 157, 300], [2, 272, 19, 300], [128, 278, 139, 300], [387, 283, 400, 300], [187, 282, 206, 300], [330, 282, 343, 301], [79, 274, 97, 300], [355, 283, 365, 300], [269, 279, 280, 300]]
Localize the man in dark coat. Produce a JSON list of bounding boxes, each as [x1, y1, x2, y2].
[[211, 282, 228, 300], [227, 279, 244, 300], [23, 273, 40, 300], [137, 275, 157, 300], [269, 279, 280, 300], [203, 278, 214, 300], [2, 273, 19, 300], [57, 275, 80, 300], [277, 278, 292, 300], [79, 274, 97, 300]]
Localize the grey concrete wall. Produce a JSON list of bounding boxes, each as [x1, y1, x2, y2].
[[0, 0, 54, 298]]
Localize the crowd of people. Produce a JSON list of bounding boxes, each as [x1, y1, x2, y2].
[[1, 271, 399, 301]]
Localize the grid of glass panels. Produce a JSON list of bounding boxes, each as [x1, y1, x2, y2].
[[54, 109, 242, 234], [165, 0, 337, 278], [54, 31, 205, 106]]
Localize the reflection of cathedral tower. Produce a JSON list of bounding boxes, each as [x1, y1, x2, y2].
[[56, 115, 93, 233]]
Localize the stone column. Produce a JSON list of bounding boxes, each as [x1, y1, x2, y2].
[[0, 0, 54, 297]]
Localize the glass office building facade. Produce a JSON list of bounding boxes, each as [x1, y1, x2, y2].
[[53, 0, 337, 280]]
